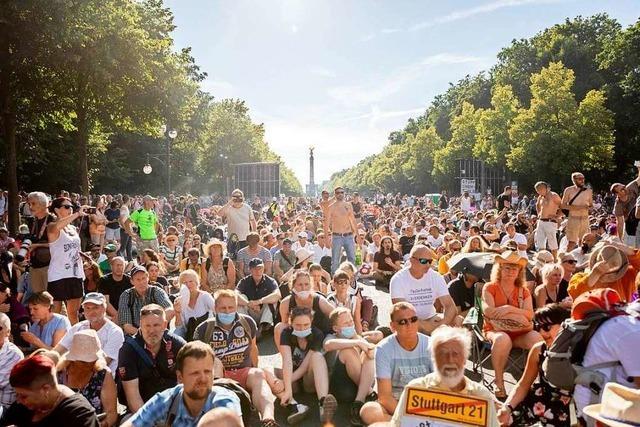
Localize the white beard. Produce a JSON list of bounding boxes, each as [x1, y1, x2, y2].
[[437, 365, 465, 390]]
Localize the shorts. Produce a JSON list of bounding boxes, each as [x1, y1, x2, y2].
[[565, 216, 589, 243], [535, 221, 558, 251], [48, 277, 84, 301], [225, 366, 251, 389], [105, 227, 120, 241], [329, 357, 357, 403]]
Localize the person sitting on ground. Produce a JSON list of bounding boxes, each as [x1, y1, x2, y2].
[[482, 250, 543, 400], [54, 292, 124, 375], [272, 238, 296, 283], [274, 270, 334, 353], [196, 407, 243, 427], [193, 289, 280, 427], [447, 270, 481, 317], [534, 263, 572, 309], [372, 236, 402, 288], [277, 306, 334, 425], [236, 258, 281, 337], [0, 283, 29, 346], [179, 248, 208, 293], [117, 303, 187, 415], [173, 270, 214, 341], [204, 239, 236, 293], [236, 232, 273, 278], [57, 329, 118, 427], [122, 341, 241, 427], [497, 303, 572, 427], [98, 256, 131, 319], [308, 263, 331, 294], [279, 247, 314, 286], [0, 313, 24, 412], [390, 244, 461, 335], [323, 307, 376, 426], [117, 265, 173, 336], [0, 354, 100, 427], [159, 234, 182, 276], [391, 326, 499, 426], [461, 235, 487, 253], [359, 302, 432, 426], [21, 291, 70, 351], [326, 271, 365, 334]]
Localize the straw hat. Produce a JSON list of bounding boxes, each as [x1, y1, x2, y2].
[[204, 239, 225, 257], [589, 244, 629, 283], [295, 247, 314, 264], [65, 329, 104, 363], [583, 383, 640, 427], [163, 234, 179, 246], [494, 250, 528, 268]]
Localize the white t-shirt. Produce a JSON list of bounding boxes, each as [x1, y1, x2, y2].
[[500, 232, 528, 258], [390, 267, 449, 320], [312, 245, 331, 263], [460, 196, 472, 212], [58, 319, 124, 375], [222, 203, 253, 240], [427, 234, 444, 249], [575, 315, 640, 417], [180, 291, 215, 325]]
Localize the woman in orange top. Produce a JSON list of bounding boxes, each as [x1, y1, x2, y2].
[[89, 197, 107, 250], [482, 251, 543, 400], [568, 241, 639, 302]]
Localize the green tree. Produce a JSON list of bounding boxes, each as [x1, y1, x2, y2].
[[403, 127, 444, 192]]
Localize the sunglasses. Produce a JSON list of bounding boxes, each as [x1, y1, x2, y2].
[[534, 322, 553, 332], [395, 316, 419, 326], [60, 204, 74, 209], [140, 308, 164, 317], [412, 257, 432, 265]]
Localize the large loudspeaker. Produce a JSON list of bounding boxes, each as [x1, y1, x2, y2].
[[234, 162, 280, 199]]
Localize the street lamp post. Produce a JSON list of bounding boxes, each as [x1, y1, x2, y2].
[[167, 129, 177, 194], [219, 154, 228, 195]]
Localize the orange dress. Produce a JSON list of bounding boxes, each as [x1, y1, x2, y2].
[[483, 281, 533, 339], [567, 250, 640, 302]]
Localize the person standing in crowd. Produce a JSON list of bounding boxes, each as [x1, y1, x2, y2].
[[216, 189, 257, 260], [118, 304, 186, 415], [125, 195, 160, 251], [0, 313, 23, 412], [391, 326, 499, 426], [26, 192, 55, 294], [390, 245, 460, 335], [118, 195, 133, 260], [326, 186, 358, 274], [497, 186, 512, 211], [562, 172, 594, 251], [236, 232, 273, 278], [611, 172, 640, 246], [534, 181, 561, 258], [0, 355, 100, 426], [54, 292, 124, 375]]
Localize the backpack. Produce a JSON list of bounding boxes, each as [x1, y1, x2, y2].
[[542, 304, 638, 401], [205, 256, 230, 275], [163, 378, 259, 427]]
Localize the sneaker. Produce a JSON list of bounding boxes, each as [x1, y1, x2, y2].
[[286, 403, 310, 425], [319, 394, 338, 423], [350, 401, 365, 426], [260, 419, 280, 427]]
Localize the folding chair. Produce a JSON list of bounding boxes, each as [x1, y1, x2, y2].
[[463, 282, 527, 391]]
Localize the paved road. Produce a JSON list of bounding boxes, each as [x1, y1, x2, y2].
[[257, 282, 520, 426]]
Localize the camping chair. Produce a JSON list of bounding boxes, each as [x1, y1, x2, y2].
[[463, 282, 527, 391]]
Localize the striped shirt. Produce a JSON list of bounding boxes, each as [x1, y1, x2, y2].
[[117, 285, 172, 328], [0, 340, 24, 408]]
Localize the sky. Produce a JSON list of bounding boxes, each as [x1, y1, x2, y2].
[[165, 0, 639, 186]]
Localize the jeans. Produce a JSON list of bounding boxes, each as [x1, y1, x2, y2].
[[331, 233, 355, 274], [119, 228, 133, 260]]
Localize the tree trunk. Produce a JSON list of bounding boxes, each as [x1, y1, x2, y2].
[[0, 17, 19, 235], [75, 105, 90, 197]]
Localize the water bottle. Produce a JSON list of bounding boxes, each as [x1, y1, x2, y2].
[[355, 245, 362, 266]]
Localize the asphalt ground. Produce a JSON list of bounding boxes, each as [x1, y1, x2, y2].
[[256, 281, 520, 427]]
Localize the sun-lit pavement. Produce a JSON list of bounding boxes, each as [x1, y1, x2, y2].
[[257, 281, 517, 426]]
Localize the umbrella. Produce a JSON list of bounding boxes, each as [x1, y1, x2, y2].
[[447, 252, 535, 281]]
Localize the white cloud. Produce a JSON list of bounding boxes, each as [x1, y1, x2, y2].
[[309, 66, 337, 78], [201, 78, 234, 98], [291, 24, 299, 33], [381, 28, 401, 34], [328, 53, 487, 107], [409, 0, 565, 31]]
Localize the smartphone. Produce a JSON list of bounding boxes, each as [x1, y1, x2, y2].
[[87, 207, 97, 214]]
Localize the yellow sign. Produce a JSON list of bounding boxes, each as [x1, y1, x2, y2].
[[404, 387, 489, 427]]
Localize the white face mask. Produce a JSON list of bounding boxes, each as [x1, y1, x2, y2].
[[295, 290, 311, 299]]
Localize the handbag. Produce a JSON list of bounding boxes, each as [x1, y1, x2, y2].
[[486, 287, 533, 332]]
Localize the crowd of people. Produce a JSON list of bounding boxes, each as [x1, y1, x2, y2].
[[0, 169, 639, 427]]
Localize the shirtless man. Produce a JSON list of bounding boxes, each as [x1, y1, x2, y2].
[[561, 172, 593, 251], [326, 186, 358, 273], [534, 181, 562, 258]]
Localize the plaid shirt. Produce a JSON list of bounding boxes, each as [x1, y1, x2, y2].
[[117, 285, 172, 328], [0, 340, 24, 408]]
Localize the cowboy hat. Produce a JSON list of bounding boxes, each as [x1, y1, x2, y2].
[[589, 243, 629, 283], [583, 382, 640, 427], [494, 250, 528, 268], [204, 239, 226, 257], [295, 247, 314, 264]]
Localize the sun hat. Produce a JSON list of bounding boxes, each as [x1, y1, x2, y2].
[[104, 244, 117, 253], [583, 382, 640, 427], [65, 329, 104, 363], [559, 252, 577, 263], [295, 247, 314, 264], [204, 239, 225, 257], [588, 244, 629, 283], [494, 250, 528, 268], [572, 288, 623, 321]]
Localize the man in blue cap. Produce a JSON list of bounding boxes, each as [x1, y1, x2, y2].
[[236, 258, 281, 337]]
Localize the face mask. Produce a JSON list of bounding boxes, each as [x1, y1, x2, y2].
[[217, 312, 236, 325], [292, 328, 312, 338], [295, 290, 311, 299], [341, 326, 356, 338]]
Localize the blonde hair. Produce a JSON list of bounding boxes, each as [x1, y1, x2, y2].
[[214, 289, 237, 304], [490, 262, 526, 287], [290, 270, 311, 289], [541, 263, 564, 282], [179, 269, 200, 286], [329, 307, 352, 327]]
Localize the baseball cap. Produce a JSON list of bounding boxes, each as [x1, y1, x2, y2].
[[82, 292, 106, 306], [130, 264, 148, 277], [143, 194, 156, 202], [104, 244, 117, 252], [282, 238, 293, 245], [248, 258, 264, 269], [298, 231, 308, 239]]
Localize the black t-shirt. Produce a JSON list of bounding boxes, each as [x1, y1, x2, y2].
[[280, 326, 324, 369], [448, 276, 475, 312], [26, 214, 56, 269], [104, 208, 121, 229], [514, 220, 528, 235], [98, 274, 132, 310], [497, 193, 511, 211], [558, 278, 569, 302], [237, 275, 278, 301], [117, 332, 186, 404], [352, 201, 362, 217], [1, 392, 99, 427], [373, 250, 402, 272], [398, 235, 416, 256], [438, 195, 449, 209]]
